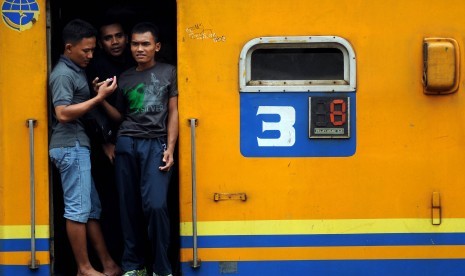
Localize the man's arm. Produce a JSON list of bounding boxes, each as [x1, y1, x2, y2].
[[101, 99, 123, 122], [55, 78, 117, 123], [159, 96, 179, 171], [91, 77, 123, 122]]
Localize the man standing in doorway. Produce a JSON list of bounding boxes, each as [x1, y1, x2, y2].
[[102, 22, 178, 276], [49, 18, 122, 276], [85, 18, 136, 265]]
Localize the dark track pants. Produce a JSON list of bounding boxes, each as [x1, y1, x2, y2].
[[115, 136, 172, 275]]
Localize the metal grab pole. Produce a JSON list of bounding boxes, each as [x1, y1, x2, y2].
[[189, 118, 201, 268], [26, 119, 39, 269]]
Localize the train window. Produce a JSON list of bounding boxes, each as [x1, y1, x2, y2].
[[239, 36, 356, 92], [251, 48, 344, 81]]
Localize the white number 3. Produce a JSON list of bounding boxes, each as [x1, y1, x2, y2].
[[256, 106, 296, 147]]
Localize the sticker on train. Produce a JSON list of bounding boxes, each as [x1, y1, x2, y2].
[[1, 0, 40, 32]]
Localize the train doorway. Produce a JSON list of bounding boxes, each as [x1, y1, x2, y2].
[[47, 1, 179, 275]]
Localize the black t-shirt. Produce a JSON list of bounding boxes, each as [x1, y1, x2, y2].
[[86, 48, 136, 105], [84, 48, 136, 144], [116, 62, 178, 139]]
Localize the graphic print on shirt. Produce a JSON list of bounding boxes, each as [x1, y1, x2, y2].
[[124, 73, 167, 114]]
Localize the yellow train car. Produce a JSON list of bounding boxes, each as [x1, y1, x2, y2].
[[177, 0, 465, 275], [2, 0, 465, 275]]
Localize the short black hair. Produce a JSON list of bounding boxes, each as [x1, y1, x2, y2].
[[62, 18, 97, 45], [98, 17, 122, 30], [97, 19, 125, 40], [131, 22, 160, 42]]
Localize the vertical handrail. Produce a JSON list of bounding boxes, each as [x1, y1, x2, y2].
[[26, 119, 39, 269], [189, 118, 201, 268]]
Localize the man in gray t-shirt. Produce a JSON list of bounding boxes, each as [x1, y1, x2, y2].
[[115, 63, 177, 138], [48, 18, 121, 276], [102, 22, 178, 276]]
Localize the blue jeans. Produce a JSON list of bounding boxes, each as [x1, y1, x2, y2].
[[49, 141, 101, 223], [115, 136, 172, 275]]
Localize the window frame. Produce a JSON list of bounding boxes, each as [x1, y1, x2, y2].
[[239, 36, 357, 92]]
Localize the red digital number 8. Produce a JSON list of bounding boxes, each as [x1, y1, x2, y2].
[[330, 99, 346, 126]]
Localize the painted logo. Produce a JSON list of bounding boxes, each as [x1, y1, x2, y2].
[[1, 0, 39, 32]]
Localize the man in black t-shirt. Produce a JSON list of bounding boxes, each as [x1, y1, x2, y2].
[[86, 19, 136, 158], [85, 19, 136, 268]]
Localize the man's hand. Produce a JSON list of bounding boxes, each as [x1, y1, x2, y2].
[[93, 76, 117, 101], [159, 149, 175, 171], [102, 143, 115, 164]]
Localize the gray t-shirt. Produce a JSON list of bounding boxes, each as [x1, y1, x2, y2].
[[49, 55, 91, 149], [116, 63, 178, 138]]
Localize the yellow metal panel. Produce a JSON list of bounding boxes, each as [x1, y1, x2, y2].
[[177, 0, 465, 228], [180, 218, 465, 236], [181, 246, 465, 262], [0, 251, 50, 265], [0, 225, 50, 239], [0, 0, 49, 227]]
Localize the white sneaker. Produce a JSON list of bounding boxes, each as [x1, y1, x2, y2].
[[153, 273, 172, 276], [123, 268, 147, 276]]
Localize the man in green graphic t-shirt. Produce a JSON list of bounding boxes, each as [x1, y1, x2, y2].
[[102, 22, 178, 276]]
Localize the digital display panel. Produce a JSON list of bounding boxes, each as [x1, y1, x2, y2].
[[309, 96, 350, 139]]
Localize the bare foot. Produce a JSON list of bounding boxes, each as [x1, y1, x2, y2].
[[103, 263, 123, 276], [77, 268, 106, 276]]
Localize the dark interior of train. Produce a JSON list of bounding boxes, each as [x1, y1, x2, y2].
[[48, 1, 179, 275]]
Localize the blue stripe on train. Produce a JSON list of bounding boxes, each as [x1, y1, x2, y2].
[[180, 259, 465, 275], [0, 265, 50, 275], [0, 239, 49, 252], [180, 233, 465, 248]]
